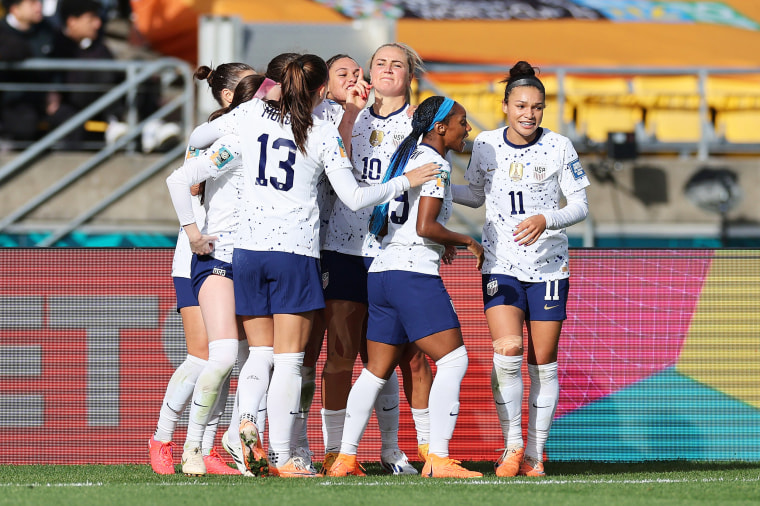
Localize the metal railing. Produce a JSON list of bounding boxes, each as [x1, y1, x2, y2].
[[0, 57, 193, 245]]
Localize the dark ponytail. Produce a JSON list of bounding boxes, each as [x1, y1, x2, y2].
[[280, 54, 328, 154]]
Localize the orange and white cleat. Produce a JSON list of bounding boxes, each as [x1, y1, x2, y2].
[[148, 438, 176, 475], [495, 446, 525, 477], [239, 420, 269, 476], [203, 447, 241, 475], [518, 455, 545, 477], [421, 454, 482, 479], [324, 453, 366, 477], [269, 456, 322, 478], [321, 452, 339, 475]]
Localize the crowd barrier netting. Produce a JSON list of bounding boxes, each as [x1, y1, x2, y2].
[[1, 249, 758, 465]]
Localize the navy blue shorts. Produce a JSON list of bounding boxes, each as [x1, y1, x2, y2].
[[321, 250, 374, 304], [173, 276, 198, 311], [190, 254, 233, 299], [366, 270, 460, 345], [233, 249, 324, 316], [482, 274, 569, 321]]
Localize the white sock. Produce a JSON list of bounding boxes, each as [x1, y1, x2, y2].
[[184, 339, 238, 449], [238, 346, 274, 425], [374, 369, 400, 452], [411, 407, 430, 446], [224, 340, 250, 447], [321, 408, 346, 454], [202, 372, 231, 455], [154, 354, 206, 442], [526, 362, 559, 462], [267, 352, 304, 468], [339, 369, 386, 456], [291, 365, 316, 451], [428, 346, 468, 458], [492, 353, 524, 448]]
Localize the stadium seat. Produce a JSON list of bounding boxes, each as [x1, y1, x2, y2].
[[631, 75, 700, 108], [715, 110, 760, 143], [564, 75, 635, 106], [575, 103, 643, 143], [707, 75, 760, 110], [644, 108, 705, 143]]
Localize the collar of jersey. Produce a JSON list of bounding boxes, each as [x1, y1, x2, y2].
[[369, 103, 409, 120], [502, 127, 543, 149]]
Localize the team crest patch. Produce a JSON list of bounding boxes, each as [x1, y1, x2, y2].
[[392, 132, 405, 148], [509, 162, 524, 181], [322, 271, 329, 289], [210, 147, 233, 169], [337, 137, 347, 158], [186, 147, 201, 159], [369, 130, 384, 147], [569, 158, 586, 180], [534, 166, 546, 182], [486, 278, 498, 296]]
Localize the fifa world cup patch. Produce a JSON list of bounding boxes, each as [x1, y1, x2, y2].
[[210, 147, 234, 169], [186, 147, 201, 159], [337, 137, 347, 158], [568, 158, 585, 180], [486, 278, 498, 296], [436, 168, 451, 188]]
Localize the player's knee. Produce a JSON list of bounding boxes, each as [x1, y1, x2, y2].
[[493, 335, 523, 356], [323, 354, 355, 374]]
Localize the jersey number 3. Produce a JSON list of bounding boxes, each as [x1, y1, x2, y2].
[[255, 133, 295, 191]]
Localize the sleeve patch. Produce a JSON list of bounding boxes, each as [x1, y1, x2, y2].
[[436, 168, 451, 188], [186, 147, 201, 159], [568, 158, 585, 180], [337, 137, 348, 158], [210, 147, 234, 169]]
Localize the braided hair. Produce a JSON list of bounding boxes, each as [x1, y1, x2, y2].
[[368, 95, 455, 237]]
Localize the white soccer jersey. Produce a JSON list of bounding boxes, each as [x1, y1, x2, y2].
[[201, 98, 354, 258], [466, 127, 590, 282], [170, 197, 205, 278], [322, 104, 412, 257], [313, 99, 344, 248], [167, 135, 243, 263], [369, 144, 452, 277]]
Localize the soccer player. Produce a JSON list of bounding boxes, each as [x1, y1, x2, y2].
[[452, 61, 590, 477], [326, 96, 483, 478], [184, 53, 440, 477], [319, 43, 434, 475], [149, 62, 255, 476]]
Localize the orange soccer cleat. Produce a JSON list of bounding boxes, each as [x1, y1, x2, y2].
[[421, 454, 483, 479]]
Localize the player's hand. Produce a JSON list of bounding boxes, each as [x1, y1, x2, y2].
[[189, 234, 217, 255], [405, 163, 441, 187], [406, 104, 418, 118], [345, 67, 371, 112], [467, 240, 484, 270], [514, 214, 546, 246], [442, 245, 458, 265]]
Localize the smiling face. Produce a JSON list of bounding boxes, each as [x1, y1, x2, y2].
[[369, 45, 411, 99], [503, 85, 545, 145], [441, 103, 471, 153], [327, 57, 361, 104]]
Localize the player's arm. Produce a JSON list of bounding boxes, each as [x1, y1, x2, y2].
[[417, 196, 484, 270]]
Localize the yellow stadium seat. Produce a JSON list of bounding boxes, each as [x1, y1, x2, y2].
[[715, 110, 760, 143], [645, 108, 703, 142], [575, 103, 643, 143], [631, 75, 700, 108], [564, 76, 634, 105], [707, 75, 760, 110]]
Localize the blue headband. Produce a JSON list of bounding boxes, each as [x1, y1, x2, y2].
[[427, 98, 455, 132]]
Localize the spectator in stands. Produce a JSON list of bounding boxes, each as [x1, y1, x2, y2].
[[46, 0, 120, 145], [0, 0, 57, 141]]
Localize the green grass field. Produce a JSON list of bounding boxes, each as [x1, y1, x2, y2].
[[2, 461, 759, 506]]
